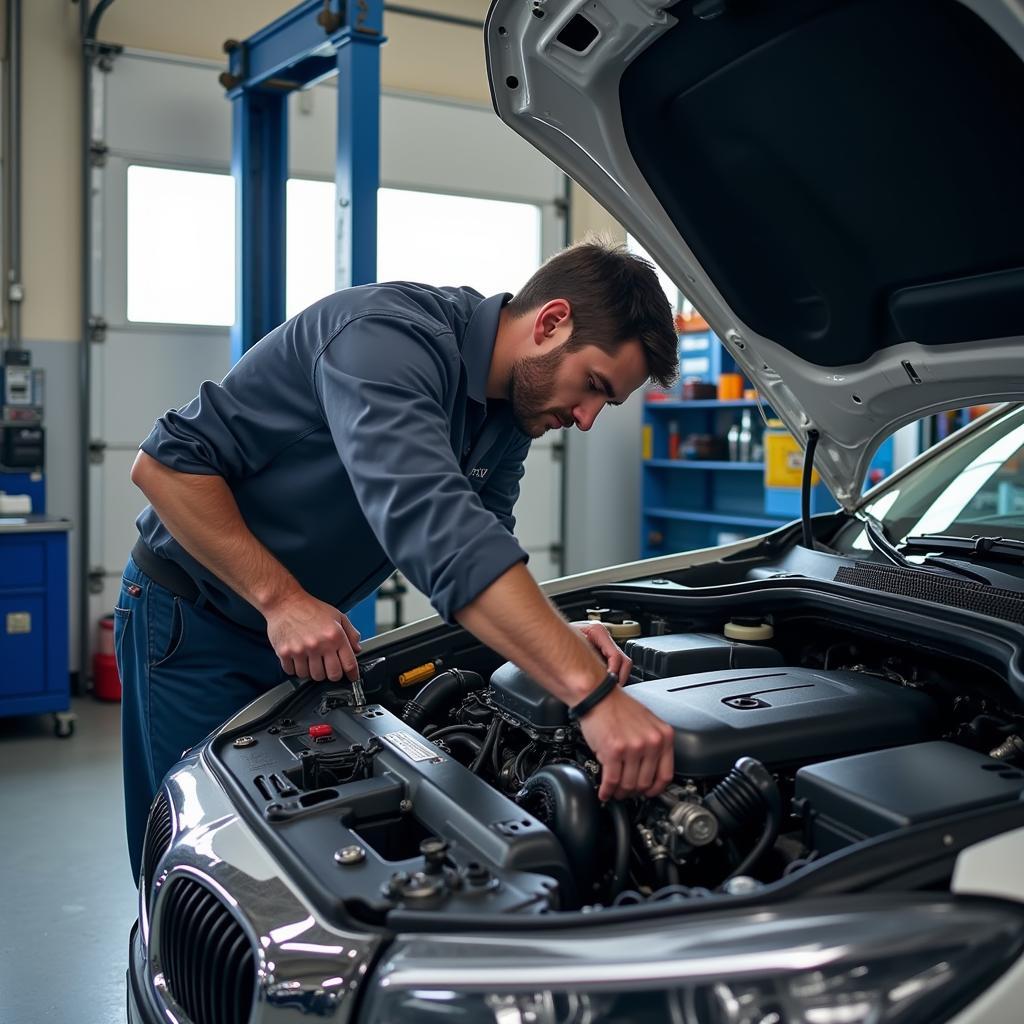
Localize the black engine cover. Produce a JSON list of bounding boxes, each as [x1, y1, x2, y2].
[[629, 667, 937, 777]]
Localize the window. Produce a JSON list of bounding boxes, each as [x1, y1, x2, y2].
[[286, 178, 336, 319], [126, 165, 235, 326], [285, 182, 543, 319], [626, 233, 679, 311], [377, 188, 541, 297]]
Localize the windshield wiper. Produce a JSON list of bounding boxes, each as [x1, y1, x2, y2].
[[860, 517, 994, 585], [900, 534, 1024, 565], [861, 514, 916, 569]]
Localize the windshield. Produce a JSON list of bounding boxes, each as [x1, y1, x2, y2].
[[833, 405, 1024, 554]]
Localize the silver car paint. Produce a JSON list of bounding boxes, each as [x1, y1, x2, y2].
[[140, 748, 382, 1021], [484, 0, 1024, 508]]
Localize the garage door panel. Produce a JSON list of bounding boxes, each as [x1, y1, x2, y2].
[[92, 451, 149, 571], [99, 330, 231, 444], [515, 442, 562, 548], [106, 54, 231, 165]]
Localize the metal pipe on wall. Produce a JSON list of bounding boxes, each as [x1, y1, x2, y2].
[[78, 0, 117, 691], [78, 1, 92, 693], [4, 0, 23, 350]]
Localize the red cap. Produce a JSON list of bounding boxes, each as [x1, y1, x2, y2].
[[308, 724, 333, 738]]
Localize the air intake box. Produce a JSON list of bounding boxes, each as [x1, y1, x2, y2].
[[624, 633, 783, 680], [795, 741, 1024, 854]]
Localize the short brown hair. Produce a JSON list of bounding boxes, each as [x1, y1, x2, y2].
[[507, 238, 679, 388]]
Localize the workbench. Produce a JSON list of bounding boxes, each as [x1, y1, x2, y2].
[[0, 516, 73, 736]]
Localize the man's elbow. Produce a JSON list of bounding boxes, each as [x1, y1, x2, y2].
[[130, 450, 161, 496]]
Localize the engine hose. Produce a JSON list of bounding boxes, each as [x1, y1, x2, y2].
[[491, 719, 506, 776], [654, 857, 681, 887], [427, 723, 486, 740], [470, 717, 502, 775], [401, 669, 485, 731], [727, 815, 777, 881], [517, 764, 600, 907], [439, 732, 484, 761], [703, 757, 782, 881], [607, 801, 632, 900]]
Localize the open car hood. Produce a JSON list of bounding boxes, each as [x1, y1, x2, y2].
[[485, 0, 1024, 509]]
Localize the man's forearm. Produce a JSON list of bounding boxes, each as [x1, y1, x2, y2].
[[130, 451, 299, 614], [454, 562, 606, 705]]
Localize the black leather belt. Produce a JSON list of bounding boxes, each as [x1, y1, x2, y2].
[[131, 538, 200, 603]]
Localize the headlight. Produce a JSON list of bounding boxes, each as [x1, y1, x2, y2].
[[362, 898, 1024, 1024]]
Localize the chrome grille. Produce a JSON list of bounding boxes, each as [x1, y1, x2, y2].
[[142, 790, 173, 894], [159, 877, 255, 1024]]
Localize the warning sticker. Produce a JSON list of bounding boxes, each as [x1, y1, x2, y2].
[[383, 731, 443, 764]]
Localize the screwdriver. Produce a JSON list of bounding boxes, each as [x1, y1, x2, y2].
[[351, 667, 366, 706]]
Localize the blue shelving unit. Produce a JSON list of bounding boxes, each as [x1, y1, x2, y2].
[[641, 332, 828, 557], [641, 332, 900, 557]]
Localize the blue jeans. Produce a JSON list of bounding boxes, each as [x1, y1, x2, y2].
[[115, 556, 285, 882]]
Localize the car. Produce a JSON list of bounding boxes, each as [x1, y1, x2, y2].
[[128, 2, 1024, 1023]]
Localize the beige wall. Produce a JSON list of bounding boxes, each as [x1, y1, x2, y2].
[[15, 0, 618, 342]]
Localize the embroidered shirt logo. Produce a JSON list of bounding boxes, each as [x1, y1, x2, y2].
[[468, 467, 489, 479]]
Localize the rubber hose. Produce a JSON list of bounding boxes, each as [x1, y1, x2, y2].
[[607, 801, 632, 899], [654, 857, 680, 887], [704, 757, 782, 882], [439, 732, 484, 761], [727, 808, 779, 881], [517, 764, 601, 906], [427, 723, 486, 740], [401, 669, 485, 730], [470, 717, 502, 775]]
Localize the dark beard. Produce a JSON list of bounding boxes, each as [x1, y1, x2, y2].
[[508, 344, 569, 436]]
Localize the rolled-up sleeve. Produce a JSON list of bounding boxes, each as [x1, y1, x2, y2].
[[314, 314, 529, 622], [138, 321, 318, 480]]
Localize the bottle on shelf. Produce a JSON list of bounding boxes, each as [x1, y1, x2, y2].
[[737, 409, 753, 462], [727, 418, 741, 461], [667, 420, 681, 460]]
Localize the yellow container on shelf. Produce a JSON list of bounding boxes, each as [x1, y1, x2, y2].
[[764, 419, 820, 488], [642, 424, 653, 461]]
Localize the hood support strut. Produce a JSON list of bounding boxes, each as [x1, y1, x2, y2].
[[801, 430, 820, 549]]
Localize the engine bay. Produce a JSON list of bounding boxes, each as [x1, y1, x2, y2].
[[210, 590, 1024, 927]]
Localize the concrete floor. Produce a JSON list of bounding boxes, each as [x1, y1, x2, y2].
[[0, 698, 137, 1024]]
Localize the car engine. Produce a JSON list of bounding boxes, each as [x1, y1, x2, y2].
[[207, 607, 1024, 924]]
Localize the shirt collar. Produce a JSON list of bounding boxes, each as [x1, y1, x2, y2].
[[463, 292, 511, 406]]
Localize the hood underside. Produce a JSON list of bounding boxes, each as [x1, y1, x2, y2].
[[486, 0, 1024, 507]]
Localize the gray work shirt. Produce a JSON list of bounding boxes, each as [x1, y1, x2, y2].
[[136, 283, 531, 631]]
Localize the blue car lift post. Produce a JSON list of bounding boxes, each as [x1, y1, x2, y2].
[[222, 0, 384, 639]]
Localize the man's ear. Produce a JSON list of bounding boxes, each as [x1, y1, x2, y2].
[[533, 298, 573, 347]]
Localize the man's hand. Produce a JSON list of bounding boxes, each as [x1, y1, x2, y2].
[[578, 687, 675, 801], [264, 590, 362, 682], [572, 621, 633, 684]]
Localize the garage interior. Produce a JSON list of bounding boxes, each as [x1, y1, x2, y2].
[[0, 2, 1012, 1023]]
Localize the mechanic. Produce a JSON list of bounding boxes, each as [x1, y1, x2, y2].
[[118, 240, 680, 880]]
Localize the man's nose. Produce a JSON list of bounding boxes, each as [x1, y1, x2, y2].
[[573, 398, 604, 432]]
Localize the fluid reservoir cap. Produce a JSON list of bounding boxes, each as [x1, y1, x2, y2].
[[723, 618, 774, 642], [309, 723, 333, 739], [585, 608, 642, 641], [606, 620, 642, 641]]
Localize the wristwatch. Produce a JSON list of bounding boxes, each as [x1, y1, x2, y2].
[[567, 671, 620, 723]]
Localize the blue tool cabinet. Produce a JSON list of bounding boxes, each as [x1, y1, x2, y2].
[[0, 517, 72, 735]]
